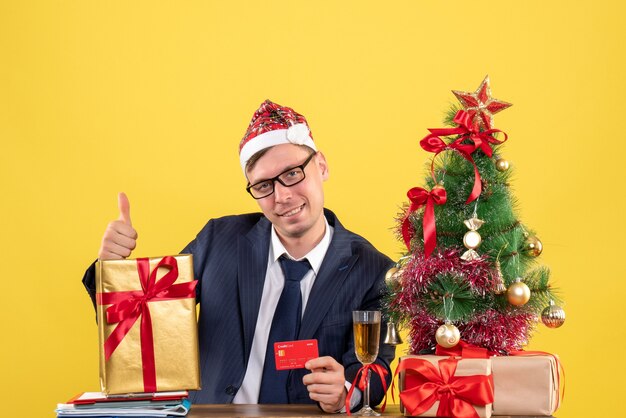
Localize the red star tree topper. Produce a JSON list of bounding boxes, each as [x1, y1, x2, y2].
[[452, 75, 512, 130]]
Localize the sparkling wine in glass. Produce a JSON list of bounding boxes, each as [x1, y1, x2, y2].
[[352, 310, 381, 416]]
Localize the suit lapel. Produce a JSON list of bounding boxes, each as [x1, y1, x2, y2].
[[238, 217, 271, 363], [299, 210, 357, 340]]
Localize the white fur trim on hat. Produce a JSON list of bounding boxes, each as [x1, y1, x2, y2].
[[240, 124, 316, 173]]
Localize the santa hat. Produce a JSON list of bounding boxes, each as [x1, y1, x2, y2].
[[239, 100, 316, 172]]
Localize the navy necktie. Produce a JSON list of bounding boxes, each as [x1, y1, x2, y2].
[[258, 256, 311, 403]]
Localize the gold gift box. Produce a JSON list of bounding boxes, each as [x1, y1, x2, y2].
[[491, 354, 561, 416], [96, 254, 201, 394], [398, 355, 492, 418]]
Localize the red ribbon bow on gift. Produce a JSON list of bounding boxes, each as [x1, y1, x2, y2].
[[96, 256, 198, 392], [394, 357, 494, 418], [420, 110, 508, 204], [345, 363, 389, 416], [402, 185, 447, 257]]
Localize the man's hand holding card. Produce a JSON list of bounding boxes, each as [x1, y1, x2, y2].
[[272, 339, 348, 413]]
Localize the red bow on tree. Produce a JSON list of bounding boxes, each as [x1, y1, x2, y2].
[[420, 110, 508, 204], [402, 185, 447, 257]]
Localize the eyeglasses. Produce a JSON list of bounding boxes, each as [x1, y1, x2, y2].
[[246, 152, 317, 199]]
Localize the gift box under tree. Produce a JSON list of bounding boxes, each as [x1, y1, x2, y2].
[[491, 353, 562, 416], [396, 355, 493, 418]]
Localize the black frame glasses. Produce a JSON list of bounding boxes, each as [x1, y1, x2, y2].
[[246, 152, 317, 199]]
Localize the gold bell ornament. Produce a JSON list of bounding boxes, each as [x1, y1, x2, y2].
[[383, 321, 403, 345], [383, 265, 404, 345]]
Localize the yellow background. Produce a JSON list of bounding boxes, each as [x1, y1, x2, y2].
[[1, 1, 623, 416]]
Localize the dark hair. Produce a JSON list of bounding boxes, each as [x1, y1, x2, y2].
[[245, 144, 316, 173]]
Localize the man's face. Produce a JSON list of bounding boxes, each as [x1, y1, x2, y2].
[[246, 143, 329, 241]]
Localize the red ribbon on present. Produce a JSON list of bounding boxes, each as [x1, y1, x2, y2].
[[96, 256, 198, 392], [393, 357, 494, 418], [401, 186, 447, 257], [435, 340, 496, 359], [345, 363, 389, 416], [421, 110, 508, 204]]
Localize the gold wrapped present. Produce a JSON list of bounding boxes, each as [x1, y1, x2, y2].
[[491, 353, 562, 416], [397, 355, 493, 417], [96, 255, 201, 394]]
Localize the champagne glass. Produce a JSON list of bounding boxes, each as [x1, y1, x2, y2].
[[352, 310, 381, 416]]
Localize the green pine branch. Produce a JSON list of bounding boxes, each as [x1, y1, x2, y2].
[[422, 273, 491, 322]]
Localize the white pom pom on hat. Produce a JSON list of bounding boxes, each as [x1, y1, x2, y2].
[[239, 100, 316, 173], [286, 123, 310, 144]]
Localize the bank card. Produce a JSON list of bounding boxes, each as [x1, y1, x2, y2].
[[274, 339, 319, 370]]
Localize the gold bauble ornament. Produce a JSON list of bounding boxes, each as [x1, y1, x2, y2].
[[541, 300, 566, 328], [385, 267, 399, 283], [524, 235, 543, 257], [507, 278, 531, 306], [435, 321, 460, 348], [495, 158, 510, 172], [385, 267, 403, 287]]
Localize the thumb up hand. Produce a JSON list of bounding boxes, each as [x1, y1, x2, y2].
[[98, 192, 138, 260], [117, 192, 132, 226]]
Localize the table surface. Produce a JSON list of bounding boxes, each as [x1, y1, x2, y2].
[[187, 404, 553, 417]]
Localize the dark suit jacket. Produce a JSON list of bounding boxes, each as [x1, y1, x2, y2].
[[82, 208, 395, 407]]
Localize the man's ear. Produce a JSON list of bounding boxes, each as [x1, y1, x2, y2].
[[315, 151, 330, 180]]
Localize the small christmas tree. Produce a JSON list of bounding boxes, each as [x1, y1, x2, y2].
[[386, 76, 565, 355]]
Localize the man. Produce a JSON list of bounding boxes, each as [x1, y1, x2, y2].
[[82, 100, 395, 412]]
